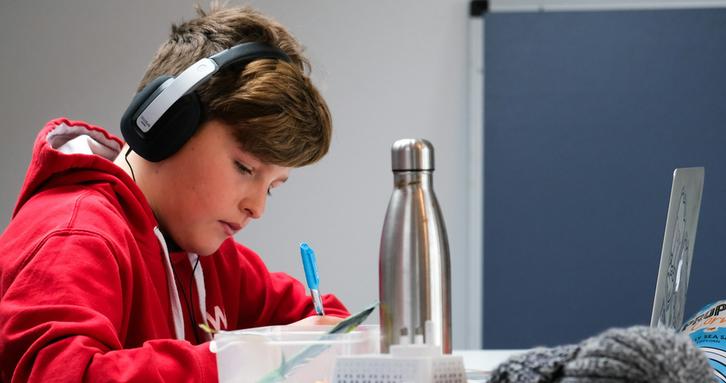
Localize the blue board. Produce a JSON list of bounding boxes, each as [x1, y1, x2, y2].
[[483, 8, 726, 348]]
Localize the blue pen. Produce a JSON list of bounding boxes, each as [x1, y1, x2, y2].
[[300, 242, 325, 316]]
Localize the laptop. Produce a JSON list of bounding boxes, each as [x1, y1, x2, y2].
[[650, 167, 705, 329]]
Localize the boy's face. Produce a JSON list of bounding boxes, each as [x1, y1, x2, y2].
[[146, 119, 290, 255]]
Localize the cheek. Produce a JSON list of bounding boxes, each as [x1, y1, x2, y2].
[[164, 156, 242, 221], [193, 168, 241, 208], [166, 166, 222, 218]]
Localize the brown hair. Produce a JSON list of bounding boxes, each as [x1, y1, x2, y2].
[[138, 4, 331, 167]]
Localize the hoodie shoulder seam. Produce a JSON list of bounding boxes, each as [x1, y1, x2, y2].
[[66, 190, 93, 229], [16, 228, 123, 275]]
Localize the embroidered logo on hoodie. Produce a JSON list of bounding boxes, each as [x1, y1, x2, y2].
[[206, 306, 228, 332]]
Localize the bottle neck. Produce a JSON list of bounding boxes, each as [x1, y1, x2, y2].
[[393, 170, 434, 186]]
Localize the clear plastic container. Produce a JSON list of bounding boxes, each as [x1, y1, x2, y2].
[[211, 324, 380, 383]]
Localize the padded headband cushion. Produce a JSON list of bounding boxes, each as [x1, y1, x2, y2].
[[210, 42, 291, 68]]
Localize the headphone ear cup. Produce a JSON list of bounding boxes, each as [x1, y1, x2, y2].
[[141, 92, 202, 162], [120, 75, 202, 162]]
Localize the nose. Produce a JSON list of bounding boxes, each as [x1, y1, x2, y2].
[[239, 184, 267, 219]]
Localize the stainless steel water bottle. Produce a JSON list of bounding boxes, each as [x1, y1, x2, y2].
[[379, 138, 452, 353]]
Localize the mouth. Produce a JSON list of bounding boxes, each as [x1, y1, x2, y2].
[[220, 221, 243, 236]]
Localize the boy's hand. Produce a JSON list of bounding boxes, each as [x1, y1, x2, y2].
[[289, 315, 344, 326]]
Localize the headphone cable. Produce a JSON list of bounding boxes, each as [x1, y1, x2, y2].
[[124, 147, 136, 182], [189, 256, 202, 342], [172, 255, 202, 344], [125, 145, 202, 341]]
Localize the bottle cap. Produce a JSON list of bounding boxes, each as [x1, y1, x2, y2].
[[391, 138, 434, 171]]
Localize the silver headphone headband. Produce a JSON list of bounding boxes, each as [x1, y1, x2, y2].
[[136, 58, 218, 132], [134, 42, 291, 133]]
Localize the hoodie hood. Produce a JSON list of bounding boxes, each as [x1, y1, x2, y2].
[[15, 118, 132, 216], [11, 118, 191, 339]]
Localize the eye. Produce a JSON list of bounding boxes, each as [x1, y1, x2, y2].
[[235, 161, 252, 175], [267, 188, 272, 197]]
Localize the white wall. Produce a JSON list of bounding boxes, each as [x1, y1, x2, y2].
[[0, 0, 476, 349]]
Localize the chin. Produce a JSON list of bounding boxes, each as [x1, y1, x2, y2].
[[184, 237, 224, 256], [173, 225, 230, 255], [195, 243, 222, 256]]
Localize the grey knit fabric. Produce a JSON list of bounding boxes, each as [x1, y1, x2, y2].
[[488, 326, 713, 383]]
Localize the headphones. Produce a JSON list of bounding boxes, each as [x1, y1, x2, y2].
[[120, 42, 291, 162]]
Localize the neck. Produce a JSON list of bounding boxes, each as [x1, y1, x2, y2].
[[113, 146, 181, 252], [161, 228, 183, 252]]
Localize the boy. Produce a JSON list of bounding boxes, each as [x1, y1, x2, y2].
[[0, 4, 348, 382]]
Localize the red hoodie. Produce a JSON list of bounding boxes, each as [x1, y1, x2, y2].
[[0, 118, 349, 382]]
